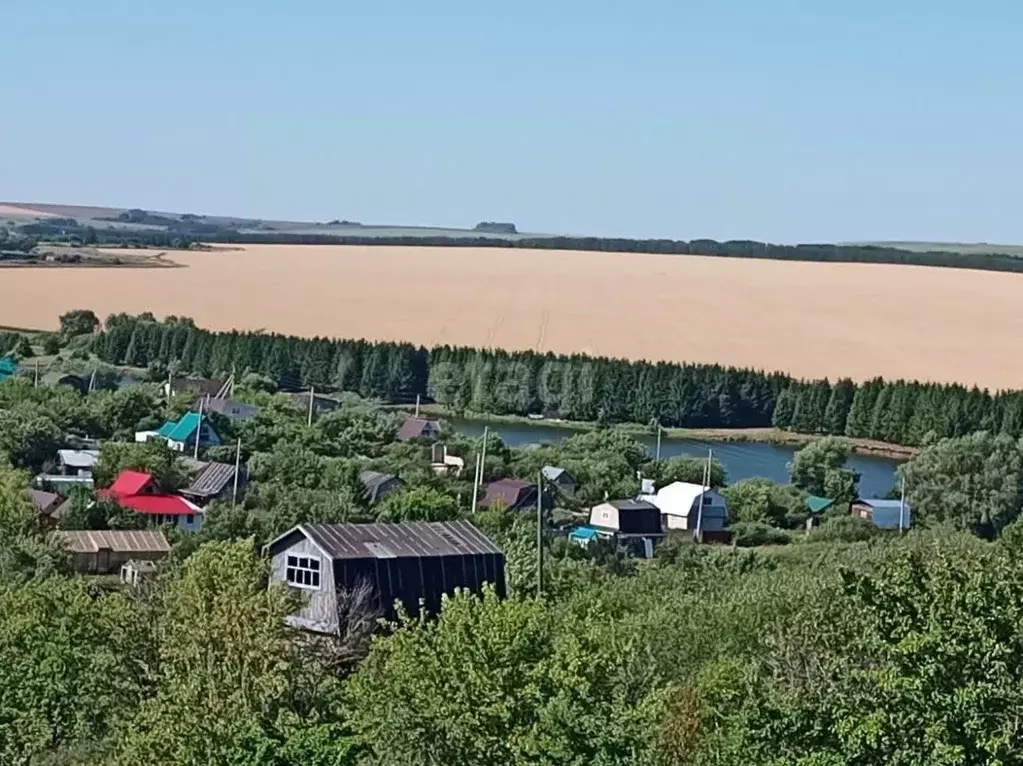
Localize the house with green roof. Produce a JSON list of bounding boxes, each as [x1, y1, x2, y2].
[[806, 495, 836, 515], [0, 357, 18, 382], [137, 412, 221, 453]]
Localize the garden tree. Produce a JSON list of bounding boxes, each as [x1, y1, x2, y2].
[[115, 540, 354, 765], [93, 441, 189, 492], [0, 406, 61, 470], [740, 546, 1023, 765], [901, 431, 1023, 537], [14, 335, 33, 358], [0, 577, 155, 764], [58, 309, 99, 339], [788, 437, 860, 502], [374, 486, 460, 522], [85, 385, 164, 438], [0, 466, 67, 585], [41, 333, 61, 356], [345, 587, 654, 766], [652, 454, 727, 489], [722, 478, 801, 526]]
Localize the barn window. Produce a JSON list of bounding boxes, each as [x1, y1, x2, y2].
[[286, 554, 321, 589]]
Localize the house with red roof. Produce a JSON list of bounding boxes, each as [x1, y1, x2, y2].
[[97, 470, 204, 532]]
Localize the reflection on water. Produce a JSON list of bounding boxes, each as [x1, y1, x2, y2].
[[449, 418, 901, 499]]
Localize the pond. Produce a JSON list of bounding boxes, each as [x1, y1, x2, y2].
[[449, 417, 902, 499]]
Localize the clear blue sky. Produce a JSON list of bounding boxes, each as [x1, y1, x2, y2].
[[3, 1, 1021, 242]]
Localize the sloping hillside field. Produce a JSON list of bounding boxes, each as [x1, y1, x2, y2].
[[3, 243, 1022, 389]]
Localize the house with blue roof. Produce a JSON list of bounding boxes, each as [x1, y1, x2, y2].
[[138, 412, 221, 453]]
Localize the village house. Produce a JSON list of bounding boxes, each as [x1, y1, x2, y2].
[[584, 498, 665, 558], [58, 449, 100, 477], [180, 458, 243, 506], [266, 520, 506, 634], [479, 478, 553, 511], [194, 396, 260, 421], [396, 416, 441, 442], [97, 470, 204, 531], [542, 465, 578, 495], [359, 470, 404, 505], [644, 481, 731, 542], [290, 391, 341, 416], [851, 498, 911, 530], [29, 489, 62, 524], [136, 412, 221, 453], [52, 529, 170, 575], [165, 377, 227, 399]]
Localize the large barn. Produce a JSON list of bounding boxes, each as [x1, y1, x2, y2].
[[266, 520, 506, 634]]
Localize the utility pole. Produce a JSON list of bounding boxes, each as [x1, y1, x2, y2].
[[88, 367, 96, 393], [33, 359, 39, 388], [536, 470, 544, 600], [194, 397, 204, 460], [232, 438, 242, 506], [695, 448, 711, 543], [166, 368, 173, 400], [899, 477, 906, 533], [414, 393, 421, 419], [655, 423, 662, 462], [478, 426, 489, 488], [470, 452, 482, 511], [307, 385, 315, 427]]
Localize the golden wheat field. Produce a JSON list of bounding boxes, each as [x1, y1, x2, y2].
[[2, 243, 1022, 389]]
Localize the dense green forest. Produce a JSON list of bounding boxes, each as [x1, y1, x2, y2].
[[89, 313, 1023, 447], [9, 215, 1023, 273], [5, 313, 1023, 761]]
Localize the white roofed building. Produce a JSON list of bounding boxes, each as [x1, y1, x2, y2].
[[643, 481, 730, 537]]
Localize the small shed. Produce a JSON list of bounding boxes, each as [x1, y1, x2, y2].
[[587, 498, 664, 558], [359, 470, 404, 505], [645, 481, 730, 541], [852, 498, 911, 530], [180, 460, 241, 506], [120, 559, 159, 587], [53, 529, 171, 574], [479, 478, 551, 511], [58, 449, 100, 477], [29, 489, 62, 520], [266, 520, 506, 633], [806, 495, 836, 515], [155, 412, 221, 452], [542, 466, 578, 495], [196, 397, 260, 421], [290, 391, 341, 416], [165, 377, 227, 399], [397, 417, 441, 442]]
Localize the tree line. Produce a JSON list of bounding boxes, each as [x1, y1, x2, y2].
[[84, 313, 1023, 447], [10, 216, 1023, 273]]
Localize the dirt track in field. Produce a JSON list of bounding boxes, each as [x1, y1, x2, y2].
[[2, 243, 1021, 389]]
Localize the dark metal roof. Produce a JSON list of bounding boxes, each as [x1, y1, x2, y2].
[[194, 397, 260, 420], [29, 489, 61, 513], [298, 520, 502, 560], [182, 461, 236, 498], [609, 498, 658, 511], [359, 470, 402, 503], [480, 479, 535, 509], [170, 377, 225, 398]]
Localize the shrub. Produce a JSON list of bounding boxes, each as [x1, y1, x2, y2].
[[810, 515, 880, 543], [730, 522, 791, 548]]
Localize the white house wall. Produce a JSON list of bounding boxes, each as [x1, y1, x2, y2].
[[270, 536, 338, 635]]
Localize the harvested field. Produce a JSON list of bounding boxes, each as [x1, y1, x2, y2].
[[1, 243, 1022, 389], [0, 203, 58, 220]]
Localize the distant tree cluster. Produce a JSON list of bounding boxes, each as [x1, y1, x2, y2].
[[84, 314, 1023, 447]]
